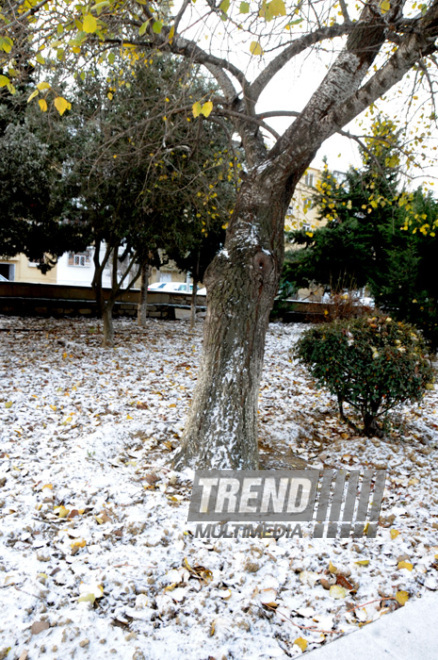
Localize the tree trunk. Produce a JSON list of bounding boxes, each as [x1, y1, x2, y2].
[[137, 262, 149, 327], [174, 170, 294, 469], [102, 302, 115, 347]]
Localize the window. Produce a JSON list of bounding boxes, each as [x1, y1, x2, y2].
[[304, 173, 314, 187], [68, 249, 92, 267]]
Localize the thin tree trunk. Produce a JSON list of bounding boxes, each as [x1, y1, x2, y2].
[[138, 262, 149, 326], [174, 172, 291, 469], [190, 275, 198, 329], [102, 301, 115, 347]]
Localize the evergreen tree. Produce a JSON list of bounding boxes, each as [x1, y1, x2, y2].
[[283, 117, 438, 347]]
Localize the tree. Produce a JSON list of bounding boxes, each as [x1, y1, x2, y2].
[[0, 109, 87, 267], [3, 0, 438, 468], [61, 57, 237, 345]]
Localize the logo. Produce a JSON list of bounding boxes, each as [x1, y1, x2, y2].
[[188, 469, 386, 539]]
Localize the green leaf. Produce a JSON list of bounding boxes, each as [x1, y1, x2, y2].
[[36, 52, 45, 65], [93, 1, 110, 13], [152, 20, 163, 34], [219, 0, 230, 13], [240, 2, 250, 13], [0, 37, 13, 53], [83, 14, 98, 33], [139, 20, 149, 35], [108, 51, 115, 64]]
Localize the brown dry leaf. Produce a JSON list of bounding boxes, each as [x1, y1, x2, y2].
[[183, 557, 213, 583], [31, 620, 49, 635], [336, 574, 355, 591], [145, 473, 160, 485]]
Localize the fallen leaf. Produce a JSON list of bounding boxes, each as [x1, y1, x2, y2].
[[294, 637, 308, 651], [329, 584, 347, 599], [31, 620, 49, 635], [390, 529, 400, 539], [395, 590, 409, 605], [398, 560, 413, 571]]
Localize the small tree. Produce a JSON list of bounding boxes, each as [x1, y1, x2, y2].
[[295, 314, 434, 436]]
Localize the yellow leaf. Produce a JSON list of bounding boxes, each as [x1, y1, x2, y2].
[[54, 505, 70, 518], [36, 81, 51, 91], [201, 101, 213, 117], [250, 41, 263, 56], [355, 560, 370, 566], [0, 75, 10, 87], [54, 97, 71, 116], [328, 560, 338, 574], [408, 477, 419, 486], [126, 414, 133, 420], [425, 383, 435, 390], [38, 99, 48, 112], [42, 484, 53, 490], [398, 560, 413, 571], [380, 0, 390, 13], [71, 539, 86, 548], [50, 405, 57, 411], [329, 584, 347, 599], [269, 0, 287, 17], [83, 14, 98, 33], [395, 590, 409, 605], [294, 637, 308, 651], [390, 529, 400, 539], [5, 401, 13, 408], [192, 101, 202, 118], [0, 37, 13, 53], [168, 26, 175, 43], [27, 90, 39, 103], [78, 592, 96, 603]]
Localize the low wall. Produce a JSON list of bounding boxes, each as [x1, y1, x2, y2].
[[0, 282, 205, 319]]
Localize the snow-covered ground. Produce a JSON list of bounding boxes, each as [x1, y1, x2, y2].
[[0, 316, 437, 660]]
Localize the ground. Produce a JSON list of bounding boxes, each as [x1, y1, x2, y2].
[[0, 316, 437, 659]]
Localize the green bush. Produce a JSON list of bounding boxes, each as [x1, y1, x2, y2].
[[295, 314, 435, 436]]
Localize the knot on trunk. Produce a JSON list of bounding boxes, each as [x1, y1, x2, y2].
[[253, 250, 273, 277]]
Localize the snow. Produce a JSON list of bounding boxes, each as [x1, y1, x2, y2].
[[0, 316, 437, 659]]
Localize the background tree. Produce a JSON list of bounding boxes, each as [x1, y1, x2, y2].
[[3, 0, 438, 467], [284, 116, 438, 347], [60, 56, 237, 345]]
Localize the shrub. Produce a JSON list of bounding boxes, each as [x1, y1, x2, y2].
[[295, 314, 435, 436]]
